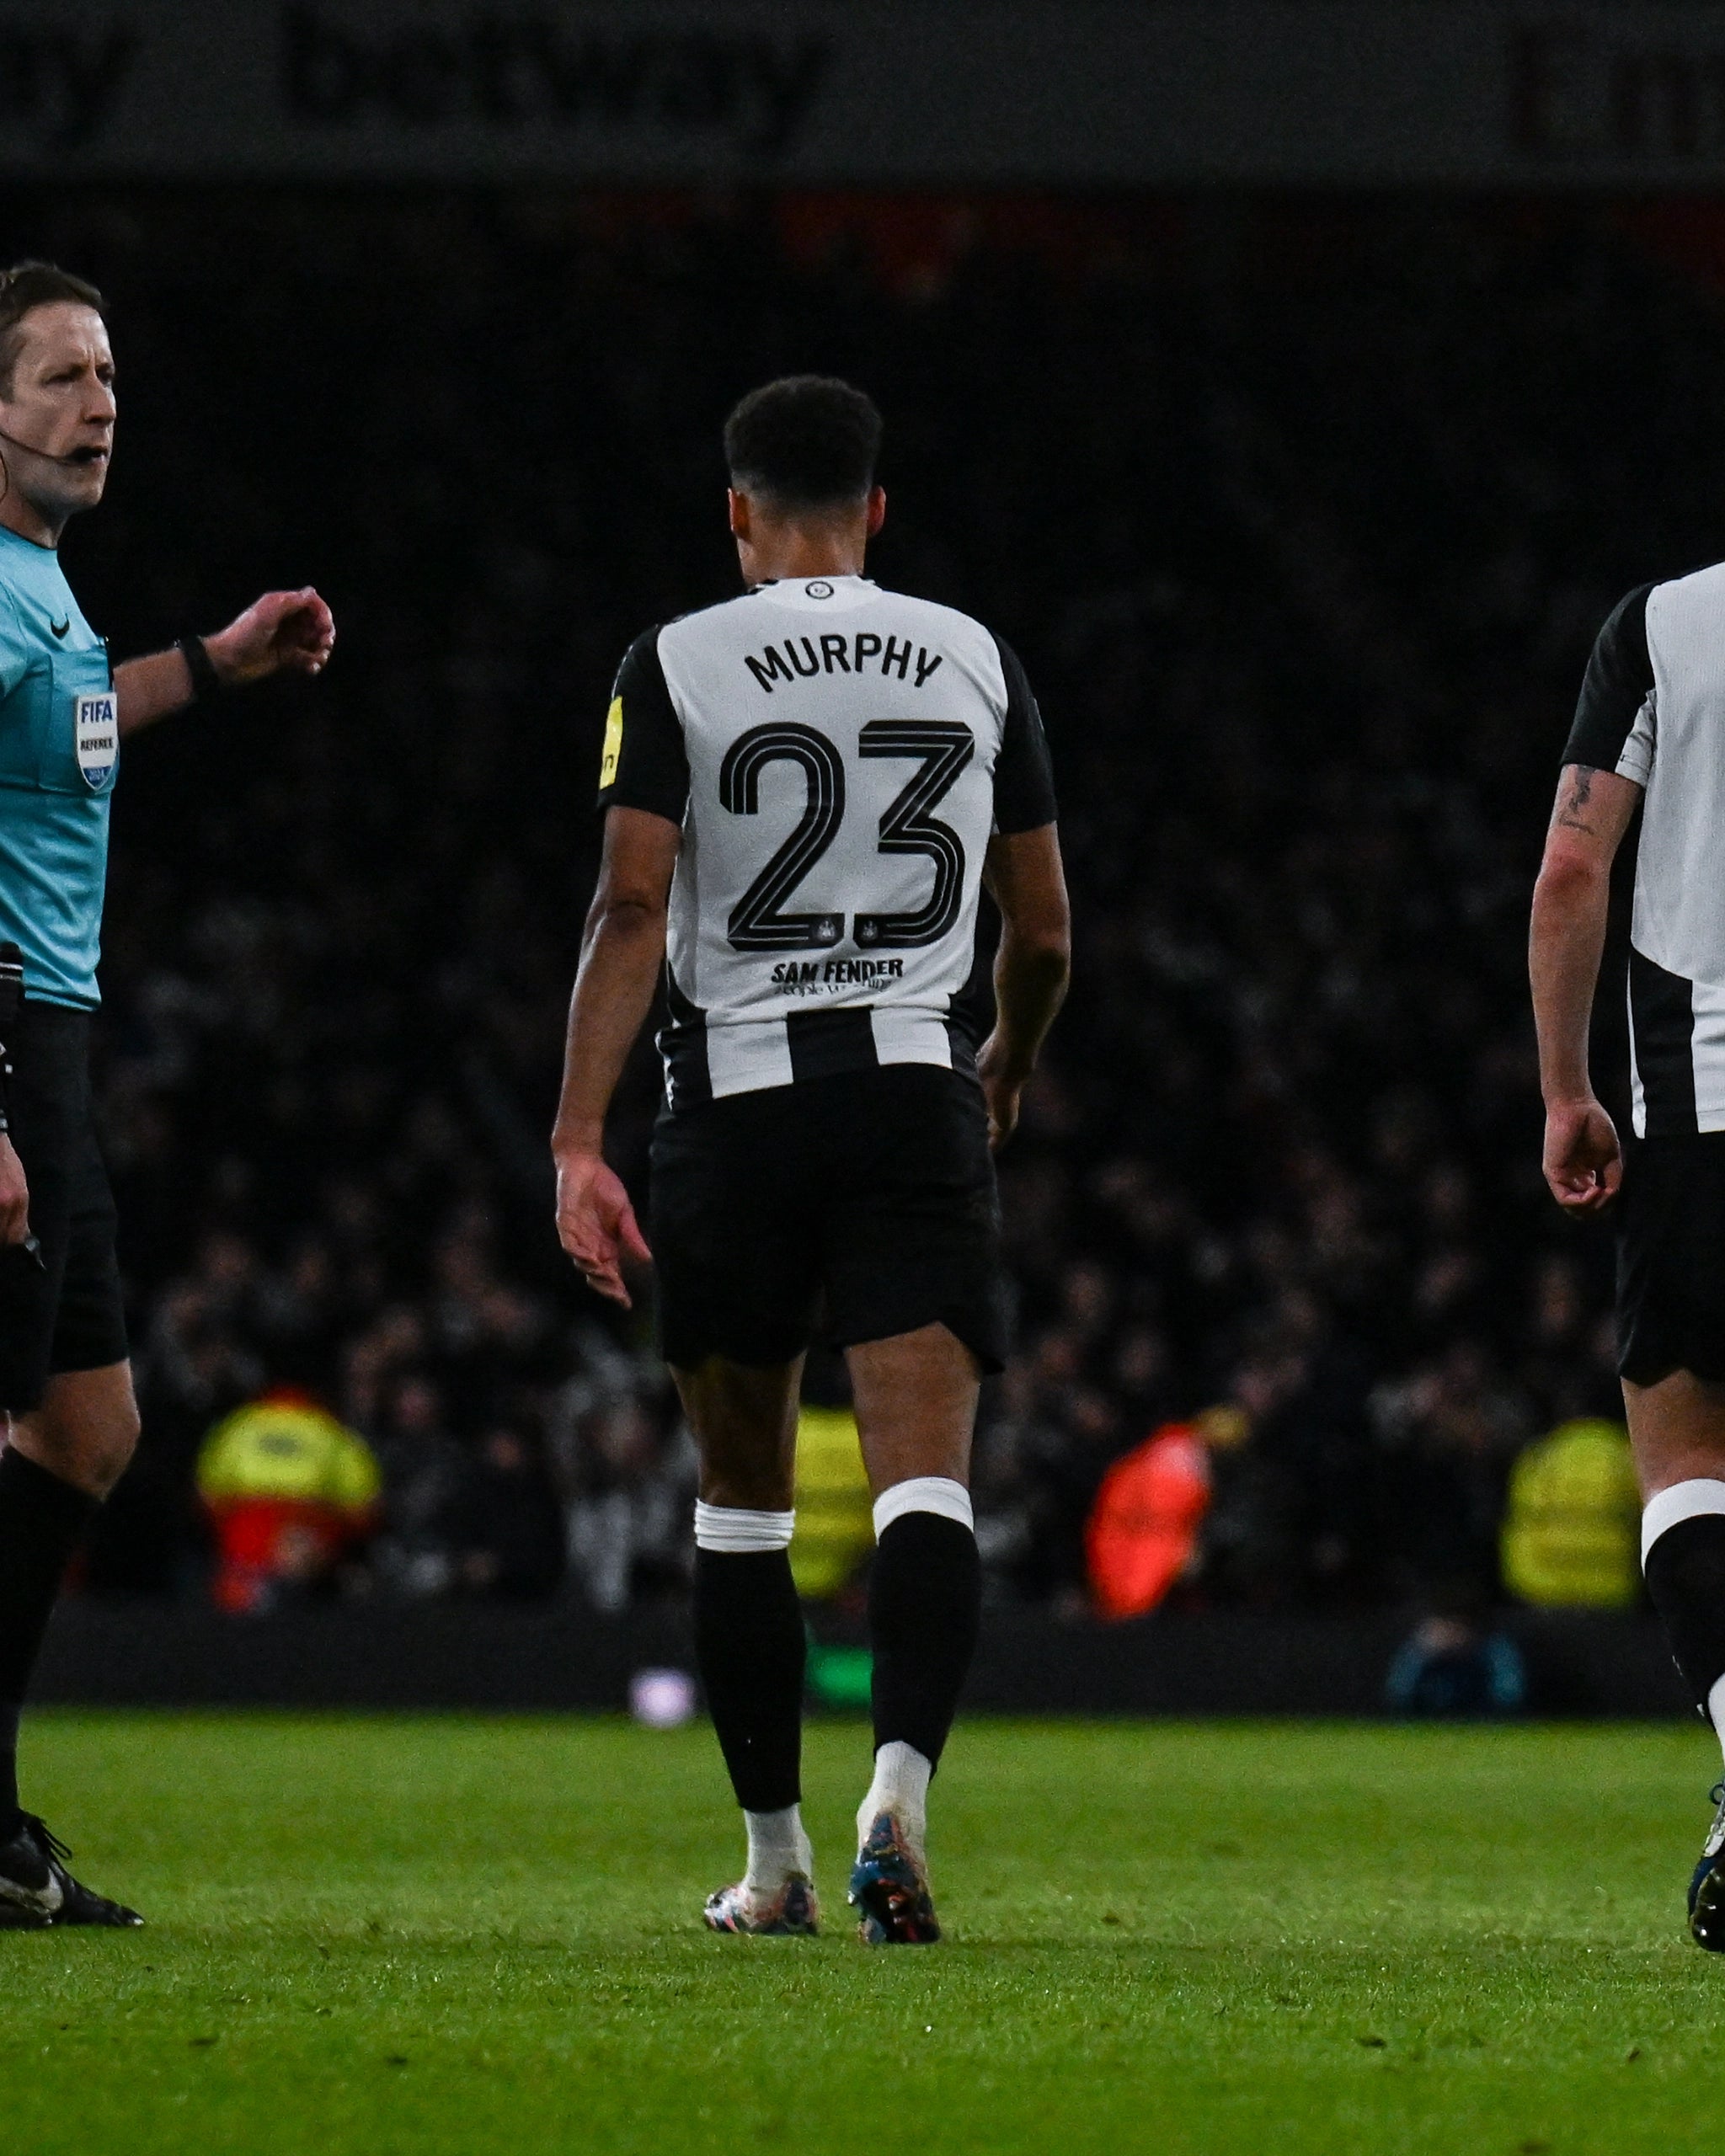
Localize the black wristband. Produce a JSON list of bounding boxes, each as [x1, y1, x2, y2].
[[178, 635, 223, 704]]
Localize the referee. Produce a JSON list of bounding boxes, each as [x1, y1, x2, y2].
[[553, 377, 1069, 1943], [1533, 565, 1725, 1951], [0, 262, 334, 1928]]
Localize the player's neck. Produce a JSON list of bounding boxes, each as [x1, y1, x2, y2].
[[740, 530, 868, 586]]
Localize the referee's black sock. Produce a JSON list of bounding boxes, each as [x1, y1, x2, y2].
[[868, 1481, 981, 1779], [0, 1446, 99, 1827], [1642, 1480, 1725, 1746], [692, 1510, 805, 1816]]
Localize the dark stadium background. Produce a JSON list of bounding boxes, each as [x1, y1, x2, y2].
[[16, 20, 1725, 2155], [0, 5, 1716, 1702], [8, 185, 1699, 1630]]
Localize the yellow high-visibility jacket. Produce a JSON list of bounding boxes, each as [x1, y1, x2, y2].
[[789, 1406, 874, 1600], [196, 1395, 381, 1514], [1501, 1417, 1640, 1610]]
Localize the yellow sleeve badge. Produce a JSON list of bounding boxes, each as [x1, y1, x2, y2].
[[600, 696, 623, 788]]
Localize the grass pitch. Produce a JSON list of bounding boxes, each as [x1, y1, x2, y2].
[[4, 1714, 1723, 2154]]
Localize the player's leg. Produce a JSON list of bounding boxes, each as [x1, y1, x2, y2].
[[650, 1088, 822, 1935], [1614, 1133, 1725, 1945], [843, 1321, 982, 1945], [819, 1065, 1004, 1944], [1627, 1369, 1725, 1947], [672, 1351, 820, 1934]]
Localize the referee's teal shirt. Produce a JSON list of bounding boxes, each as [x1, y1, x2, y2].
[[0, 525, 117, 1009]]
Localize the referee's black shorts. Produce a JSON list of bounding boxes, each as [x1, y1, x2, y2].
[[649, 1063, 1010, 1375], [0, 1001, 128, 1414]]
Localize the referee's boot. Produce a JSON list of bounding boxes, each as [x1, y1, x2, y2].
[[0, 1812, 142, 1929], [848, 1813, 940, 1945]]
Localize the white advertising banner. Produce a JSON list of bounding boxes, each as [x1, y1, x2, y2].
[[2, 3, 1725, 185]]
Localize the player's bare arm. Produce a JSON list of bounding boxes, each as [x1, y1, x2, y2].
[[550, 804, 680, 1305], [115, 589, 335, 738], [1529, 760, 1642, 1214], [979, 823, 1071, 1149]]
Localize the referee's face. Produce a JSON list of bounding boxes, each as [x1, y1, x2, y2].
[[0, 302, 115, 519]]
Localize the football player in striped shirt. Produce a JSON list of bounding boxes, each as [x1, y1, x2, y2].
[[553, 377, 1069, 1942], [1534, 567, 1725, 1948]]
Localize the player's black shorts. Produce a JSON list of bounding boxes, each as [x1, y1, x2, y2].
[[649, 1063, 1010, 1374], [0, 1001, 128, 1414], [1615, 1132, 1725, 1387]]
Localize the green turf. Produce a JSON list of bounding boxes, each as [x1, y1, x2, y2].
[[5, 1713, 1724, 2154]]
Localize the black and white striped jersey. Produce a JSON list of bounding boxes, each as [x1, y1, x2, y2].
[[597, 574, 1057, 1113], [1567, 563, 1725, 1137]]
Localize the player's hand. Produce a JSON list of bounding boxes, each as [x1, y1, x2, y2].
[[0, 1131, 29, 1246], [977, 1033, 1029, 1152], [206, 588, 336, 686], [1542, 1094, 1623, 1214], [554, 1147, 652, 1307]]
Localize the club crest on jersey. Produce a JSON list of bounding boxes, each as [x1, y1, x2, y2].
[[74, 691, 118, 789], [804, 580, 834, 600]]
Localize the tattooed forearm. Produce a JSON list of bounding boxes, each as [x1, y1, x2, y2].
[[1556, 764, 1598, 833]]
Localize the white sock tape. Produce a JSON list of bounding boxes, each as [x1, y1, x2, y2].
[[1642, 1479, 1725, 1568], [873, 1476, 974, 1540], [694, 1502, 795, 1553]]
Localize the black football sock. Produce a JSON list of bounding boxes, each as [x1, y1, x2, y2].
[[1643, 1483, 1725, 1734], [0, 1448, 100, 1826], [692, 1545, 805, 1814], [869, 1508, 981, 1770]]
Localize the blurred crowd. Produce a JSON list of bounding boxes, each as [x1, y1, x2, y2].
[[19, 188, 1716, 1617]]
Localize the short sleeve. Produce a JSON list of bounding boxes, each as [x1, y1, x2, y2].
[[597, 628, 690, 824], [0, 582, 33, 701], [991, 635, 1057, 834], [1564, 584, 1655, 783]]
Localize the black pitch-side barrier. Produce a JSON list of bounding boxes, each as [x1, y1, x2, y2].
[[29, 1600, 1690, 1719]]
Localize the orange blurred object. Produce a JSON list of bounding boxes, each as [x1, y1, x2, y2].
[[1085, 1422, 1212, 1620], [206, 1498, 370, 1615]]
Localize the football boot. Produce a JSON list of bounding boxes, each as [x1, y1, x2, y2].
[[1690, 1782, 1725, 1951], [702, 1872, 820, 1936], [0, 1814, 142, 1929], [848, 1813, 940, 1945]]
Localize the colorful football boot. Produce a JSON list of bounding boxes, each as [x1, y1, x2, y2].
[[848, 1814, 940, 1945], [702, 1873, 820, 1936]]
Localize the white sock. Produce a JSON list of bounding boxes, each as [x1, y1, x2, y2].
[[857, 1740, 932, 1865], [694, 1501, 794, 1552], [1708, 1675, 1725, 1772], [744, 1804, 814, 1892]]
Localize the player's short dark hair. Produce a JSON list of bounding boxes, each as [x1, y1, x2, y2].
[[0, 261, 105, 396], [724, 376, 882, 513]]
